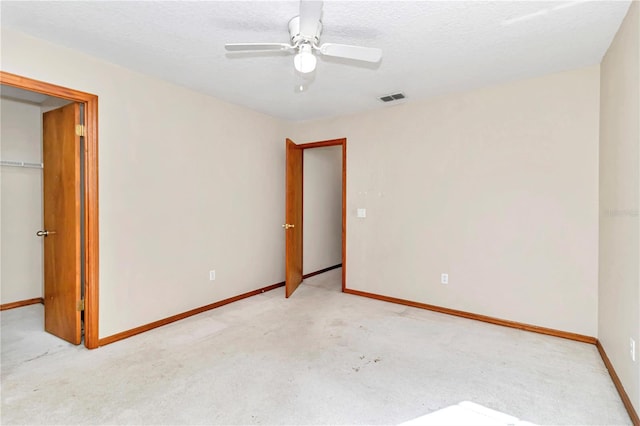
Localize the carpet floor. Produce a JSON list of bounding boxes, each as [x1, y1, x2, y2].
[[0, 268, 631, 425]]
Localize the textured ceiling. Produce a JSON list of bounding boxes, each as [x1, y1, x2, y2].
[[0, 1, 631, 121]]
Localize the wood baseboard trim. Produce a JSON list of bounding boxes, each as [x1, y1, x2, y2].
[[98, 282, 285, 346], [98, 265, 341, 346], [0, 297, 44, 311], [343, 288, 597, 344], [303, 264, 342, 280], [97, 264, 341, 347], [596, 340, 640, 425]]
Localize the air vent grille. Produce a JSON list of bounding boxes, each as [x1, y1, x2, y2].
[[378, 92, 406, 103]]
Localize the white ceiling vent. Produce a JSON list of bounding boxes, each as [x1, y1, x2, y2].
[[378, 92, 406, 103]]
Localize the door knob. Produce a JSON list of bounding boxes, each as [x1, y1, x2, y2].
[[282, 224, 295, 229], [36, 230, 56, 237]]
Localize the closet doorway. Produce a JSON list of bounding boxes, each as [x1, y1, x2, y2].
[[284, 138, 346, 298], [0, 72, 99, 349]]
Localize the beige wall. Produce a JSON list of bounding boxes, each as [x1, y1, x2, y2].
[[599, 1, 640, 413], [0, 28, 603, 343], [0, 98, 44, 304], [303, 146, 342, 275], [1, 29, 288, 337], [290, 65, 600, 336]]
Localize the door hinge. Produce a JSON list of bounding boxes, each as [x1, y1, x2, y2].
[[77, 299, 85, 311], [75, 124, 85, 137]]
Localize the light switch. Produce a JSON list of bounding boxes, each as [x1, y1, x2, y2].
[[357, 208, 367, 218]]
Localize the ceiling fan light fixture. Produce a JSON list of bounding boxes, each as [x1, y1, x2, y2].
[[225, 1, 382, 76], [294, 44, 316, 73]]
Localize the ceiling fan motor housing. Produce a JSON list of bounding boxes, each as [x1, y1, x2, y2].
[[288, 16, 322, 45]]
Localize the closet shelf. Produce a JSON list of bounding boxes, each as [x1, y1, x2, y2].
[[0, 160, 43, 169]]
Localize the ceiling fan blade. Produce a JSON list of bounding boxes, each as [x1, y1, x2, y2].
[[225, 43, 294, 52], [299, 0, 323, 36], [318, 43, 382, 63]]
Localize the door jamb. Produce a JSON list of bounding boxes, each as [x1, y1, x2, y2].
[[0, 71, 100, 349], [299, 138, 346, 292]]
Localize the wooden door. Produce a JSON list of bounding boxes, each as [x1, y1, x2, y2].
[[42, 103, 82, 345], [285, 139, 303, 297]]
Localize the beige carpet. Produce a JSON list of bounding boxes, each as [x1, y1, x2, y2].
[[0, 268, 631, 425]]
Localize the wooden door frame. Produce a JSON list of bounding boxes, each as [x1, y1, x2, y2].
[[0, 71, 99, 349], [299, 138, 346, 291]]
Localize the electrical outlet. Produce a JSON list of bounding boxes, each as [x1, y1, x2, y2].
[[441, 273, 448, 284], [631, 338, 636, 362], [209, 270, 216, 281]]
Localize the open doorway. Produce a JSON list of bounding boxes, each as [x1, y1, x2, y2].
[[302, 144, 343, 290], [284, 138, 346, 297], [0, 72, 99, 349]]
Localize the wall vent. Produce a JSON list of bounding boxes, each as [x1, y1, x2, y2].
[[378, 92, 406, 103]]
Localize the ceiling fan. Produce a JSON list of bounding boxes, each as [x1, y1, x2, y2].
[[225, 0, 382, 74]]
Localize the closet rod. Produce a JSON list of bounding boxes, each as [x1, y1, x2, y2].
[[0, 160, 43, 169]]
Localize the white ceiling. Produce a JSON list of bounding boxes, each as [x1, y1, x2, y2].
[[1, 84, 73, 110], [1, 84, 50, 104], [0, 1, 631, 121]]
